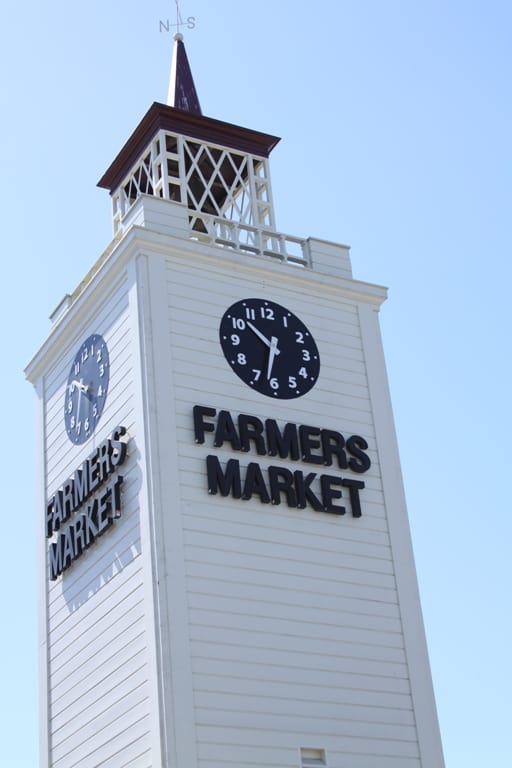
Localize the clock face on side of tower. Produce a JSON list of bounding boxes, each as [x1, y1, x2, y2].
[[219, 298, 320, 399], [64, 334, 110, 445]]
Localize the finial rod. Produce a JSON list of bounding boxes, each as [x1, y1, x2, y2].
[[175, 0, 182, 35]]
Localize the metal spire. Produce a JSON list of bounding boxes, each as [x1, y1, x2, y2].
[[167, 26, 202, 114]]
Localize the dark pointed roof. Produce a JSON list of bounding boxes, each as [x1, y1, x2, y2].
[[168, 32, 202, 114]]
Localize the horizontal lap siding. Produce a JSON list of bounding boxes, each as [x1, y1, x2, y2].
[[44, 273, 151, 767], [165, 255, 417, 767]]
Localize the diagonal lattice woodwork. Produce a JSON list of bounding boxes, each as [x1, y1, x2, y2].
[[112, 129, 275, 234]]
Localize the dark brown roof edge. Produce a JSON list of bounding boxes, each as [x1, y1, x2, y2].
[[97, 102, 281, 194]]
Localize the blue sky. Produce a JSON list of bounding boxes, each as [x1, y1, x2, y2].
[[2, 1, 511, 765]]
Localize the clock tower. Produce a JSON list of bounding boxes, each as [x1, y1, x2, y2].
[[26, 32, 444, 768]]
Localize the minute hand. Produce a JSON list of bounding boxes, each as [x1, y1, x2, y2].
[[267, 335, 280, 379], [247, 321, 280, 354]]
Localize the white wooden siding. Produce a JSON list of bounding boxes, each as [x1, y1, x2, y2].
[[162, 250, 422, 768], [42, 270, 151, 768]]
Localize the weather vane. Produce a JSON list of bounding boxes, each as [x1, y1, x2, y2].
[[159, 0, 196, 34]]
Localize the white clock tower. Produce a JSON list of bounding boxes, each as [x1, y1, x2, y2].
[[26, 33, 444, 768]]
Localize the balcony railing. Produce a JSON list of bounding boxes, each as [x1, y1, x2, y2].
[[189, 213, 310, 267]]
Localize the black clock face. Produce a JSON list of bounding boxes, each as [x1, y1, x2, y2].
[[64, 334, 110, 445], [219, 298, 320, 399]]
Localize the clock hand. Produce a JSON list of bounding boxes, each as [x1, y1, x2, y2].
[[266, 336, 280, 379], [71, 379, 90, 394], [247, 322, 281, 357], [76, 384, 83, 423]]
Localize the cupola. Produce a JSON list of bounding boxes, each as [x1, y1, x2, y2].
[[97, 34, 311, 263]]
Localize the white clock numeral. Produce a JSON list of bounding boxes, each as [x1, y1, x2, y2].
[[84, 418, 90, 432], [99, 363, 105, 376], [245, 307, 256, 320], [288, 376, 297, 388], [81, 349, 88, 363], [231, 334, 240, 346], [260, 307, 275, 320], [67, 399, 73, 413], [252, 369, 261, 381], [237, 353, 247, 365], [299, 367, 308, 378], [269, 377, 279, 390], [302, 349, 311, 361], [232, 318, 246, 330], [295, 331, 304, 344], [92, 404, 98, 418], [76, 421, 82, 435], [282, 315, 288, 327], [96, 349, 102, 362], [98, 385, 103, 397], [74, 362, 80, 376]]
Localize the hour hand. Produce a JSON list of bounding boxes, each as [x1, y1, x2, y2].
[[247, 321, 281, 356]]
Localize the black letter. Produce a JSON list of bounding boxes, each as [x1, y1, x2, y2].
[[206, 455, 241, 498], [238, 414, 266, 454], [73, 466, 89, 509], [46, 499, 54, 538], [193, 405, 217, 444], [242, 462, 271, 503], [320, 474, 345, 514], [214, 410, 241, 450], [269, 466, 297, 507], [96, 438, 112, 484], [299, 425, 324, 464], [346, 435, 371, 473], [266, 419, 300, 460], [111, 426, 128, 467], [294, 470, 322, 511], [321, 430, 347, 469], [342, 478, 365, 517], [88, 452, 101, 494], [49, 538, 63, 580]]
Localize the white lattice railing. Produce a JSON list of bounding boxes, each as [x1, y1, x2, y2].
[[189, 213, 310, 267], [112, 129, 277, 236]]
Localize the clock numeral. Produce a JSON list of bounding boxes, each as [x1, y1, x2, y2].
[[99, 363, 105, 376], [282, 315, 288, 327], [245, 307, 256, 320], [302, 349, 311, 361], [232, 318, 246, 330], [251, 369, 261, 381], [92, 404, 98, 418], [74, 362, 80, 376], [96, 349, 102, 362], [98, 384, 103, 397], [260, 307, 275, 320], [76, 421, 82, 435], [81, 349, 89, 363], [84, 418, 90, 432], [231, 334, 240, 346], [237, 353, 247, 365], [295, 331, 304, 344], [269, 377, 279, 390], [299, 367, 308, 379], [70, 416, 75, 428], [67, 399, 73, 413], [288, 376, 297, 388]]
